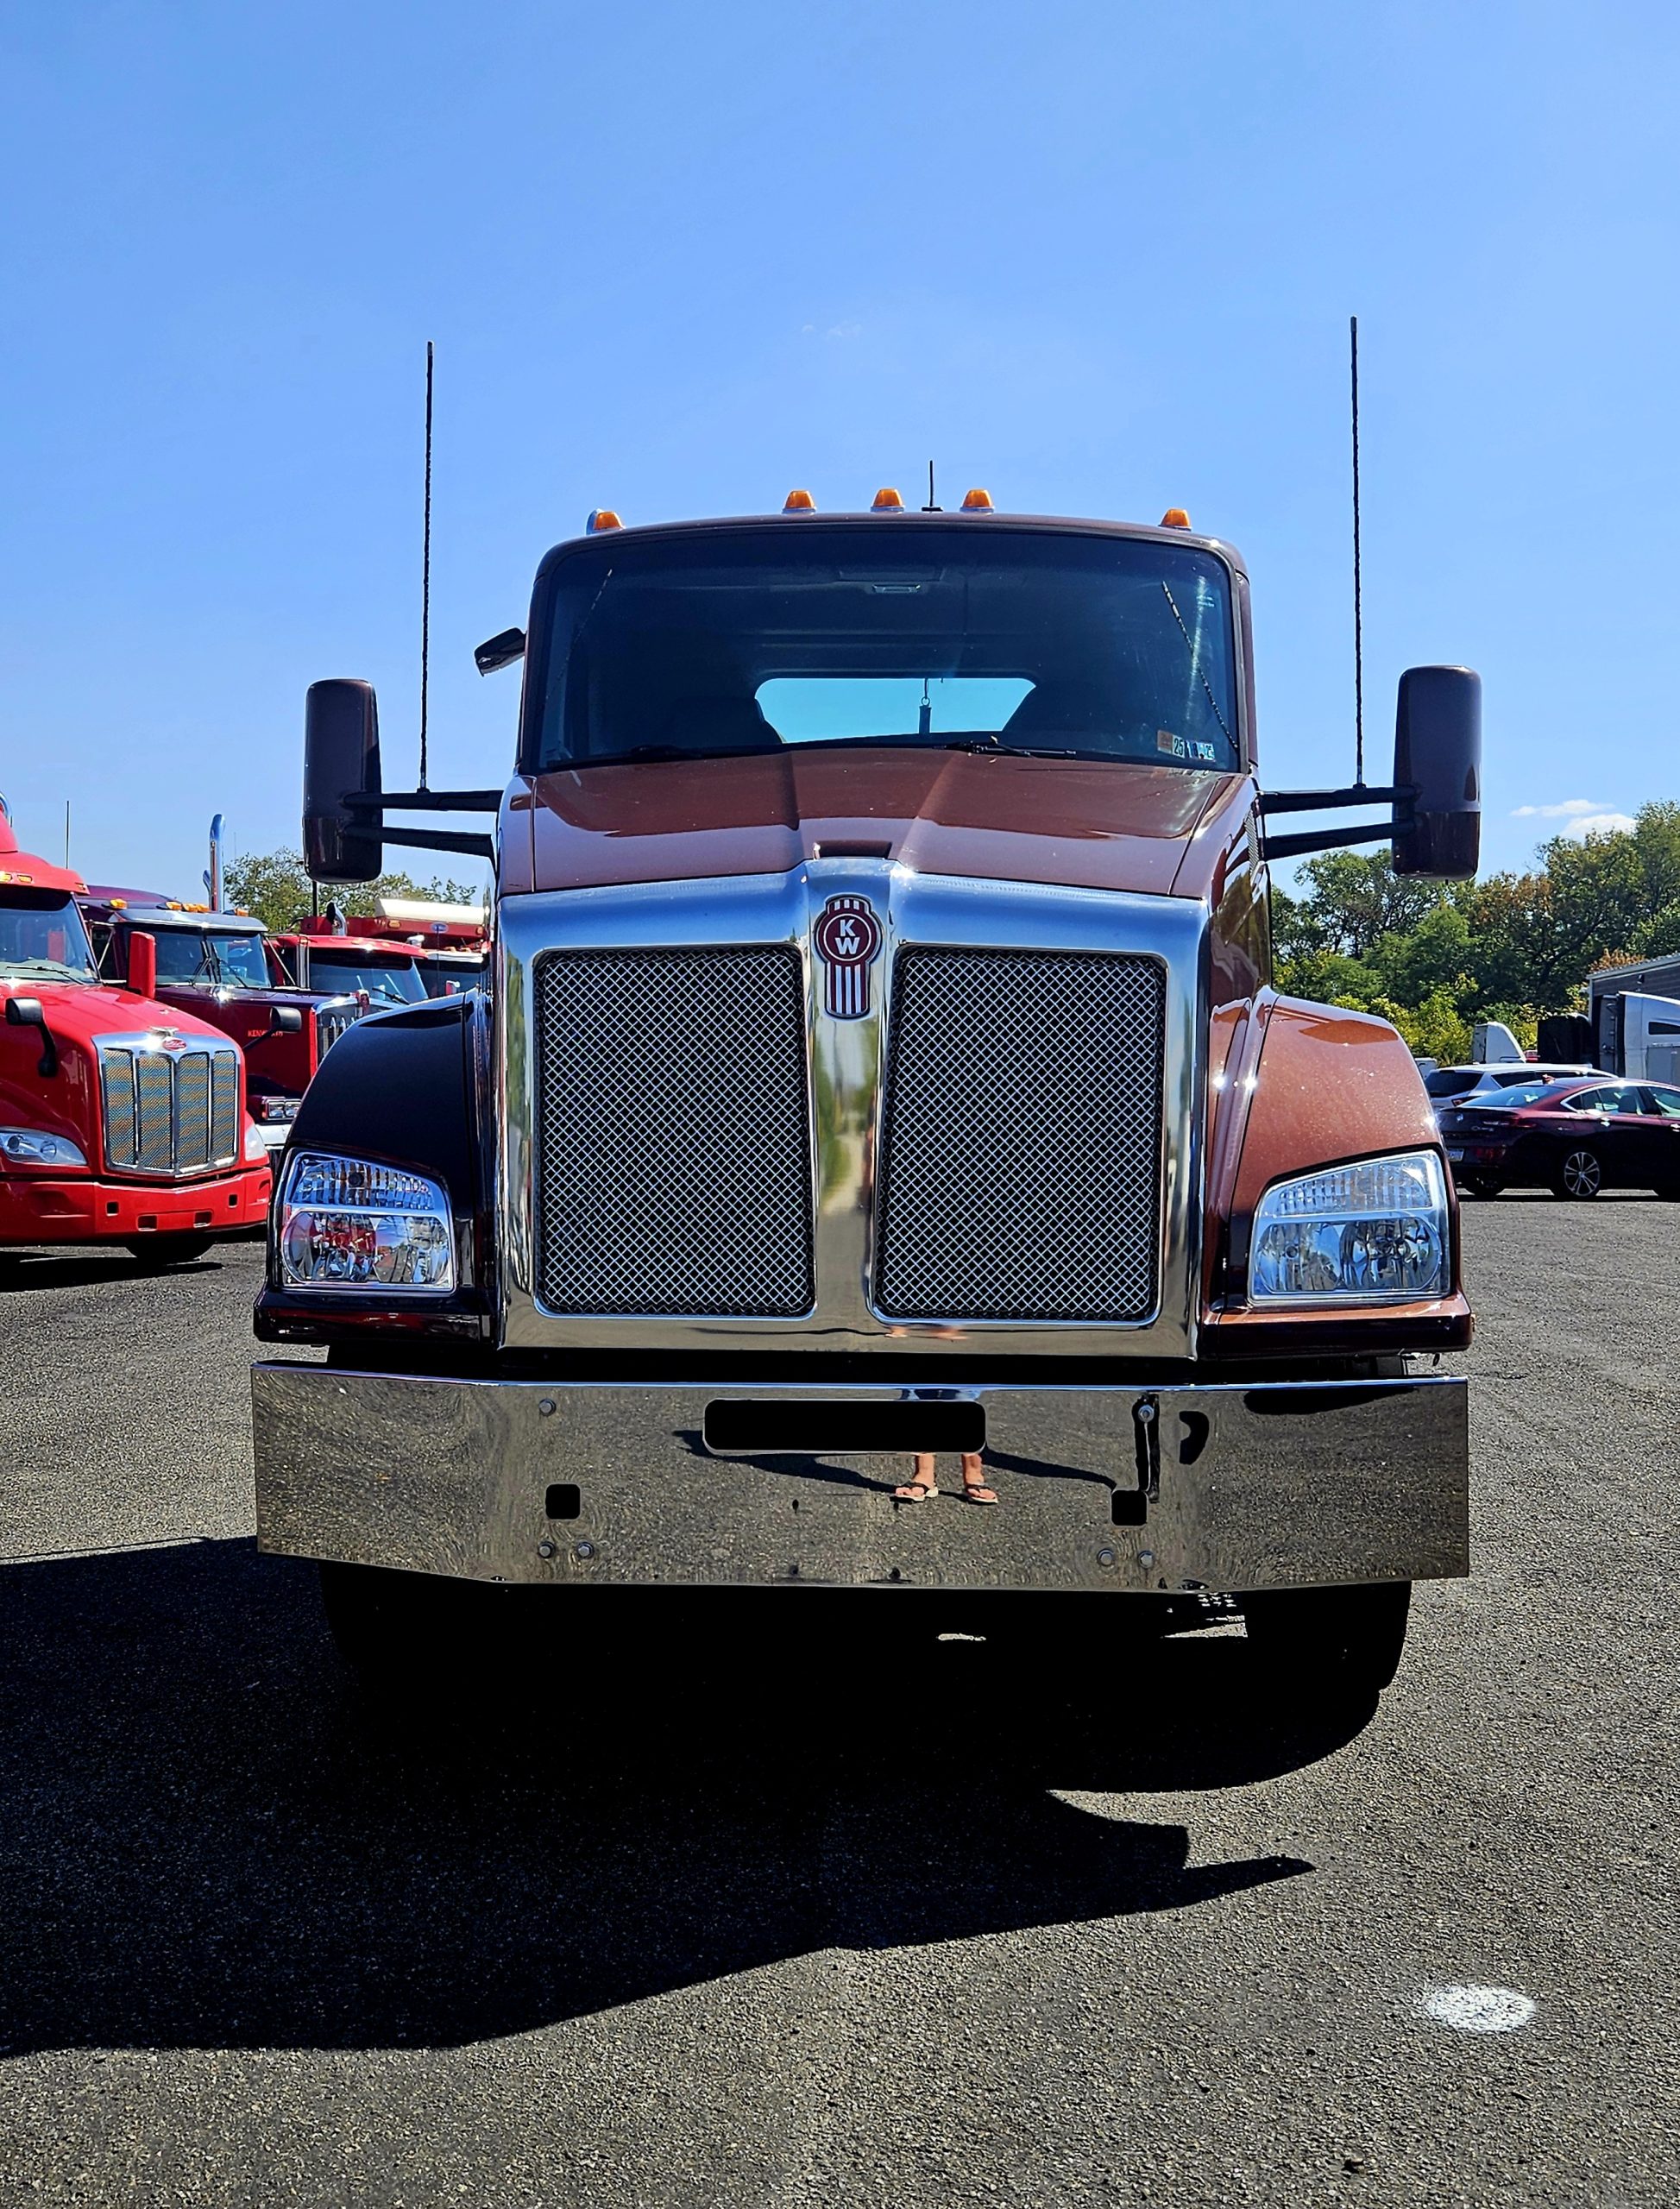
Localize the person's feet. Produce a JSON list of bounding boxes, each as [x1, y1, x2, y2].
[[893, 1455, 998, 1503], [894, 1452, 938, 1502], [960, 1451, 998, 1505]]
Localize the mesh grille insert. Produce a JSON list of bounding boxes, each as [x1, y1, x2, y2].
[[874, 947, 1165, 1323], [176, 1053, 211, 1169], [534, 947, 814, 1317], [98, 1043, 242, 1174]]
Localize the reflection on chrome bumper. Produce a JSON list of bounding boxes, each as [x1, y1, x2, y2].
[[252, 1365, 1468, 1594]]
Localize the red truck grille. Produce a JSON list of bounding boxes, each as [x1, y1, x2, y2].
[[99, 1040, 241, 1176], [874, 947, 1166, 1323]]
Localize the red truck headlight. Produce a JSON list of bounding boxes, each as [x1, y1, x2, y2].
[[0, 1127, 88, 1169], [1249, 1151, 1449, 1306], [276, 1149, 455, 1291]]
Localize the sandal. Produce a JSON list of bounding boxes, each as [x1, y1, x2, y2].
[[961, 1483, 999, 1507], [892, 1479, 938, 1502]]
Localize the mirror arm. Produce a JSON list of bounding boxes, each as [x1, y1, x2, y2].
[[342, 789, 502, 815], [3, 1002, 58, 1079], [374, 825, 496, 863], [1257, 784, 1415, 815], [1257, 783, 1419, 863]]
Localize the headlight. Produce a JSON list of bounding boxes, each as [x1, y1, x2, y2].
[[254, 1094, 300, 1123], [0, 1127, 89, 1168], [1249, 1151, 1449, 1306], [276, 1149, 455, 1291], [244, 1123, 271, 1161]]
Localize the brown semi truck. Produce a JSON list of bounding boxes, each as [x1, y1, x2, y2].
[[251, 494, 1480, 1704]]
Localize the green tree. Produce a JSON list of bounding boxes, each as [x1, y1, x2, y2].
[[1280, 852, 1450, 959], [225, 847, 484, 935]]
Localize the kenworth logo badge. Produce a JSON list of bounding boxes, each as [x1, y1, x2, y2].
[[813, 894, 884, 1020]]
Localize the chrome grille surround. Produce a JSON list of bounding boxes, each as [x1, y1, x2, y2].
[[875, 947, 1165, 1324], [312, 998, 359, 1058], [97, 1033, 242, 1176], [498, 865, 1205, 1360], [532, 946, 815, 1318]]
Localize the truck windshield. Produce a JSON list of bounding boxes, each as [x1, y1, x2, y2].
[[306, 950, 427, 1004], [146, 928, 272, 990], [0, 891, 98, 982], [530, 526, 1239, 773]]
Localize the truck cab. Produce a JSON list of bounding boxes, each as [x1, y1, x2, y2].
[[0, 830, 271, 1263], [252, 498, 1482, 1704], [83, 896, 359, 1155], [267, 924, 431, 1011]]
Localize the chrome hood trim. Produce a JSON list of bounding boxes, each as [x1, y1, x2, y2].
[[496, 864, 1206, 1358]]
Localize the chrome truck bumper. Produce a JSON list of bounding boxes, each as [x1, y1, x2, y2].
[[251, 1366, 1468, 1594]]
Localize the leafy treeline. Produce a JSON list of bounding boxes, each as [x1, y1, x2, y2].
[[224, 848, 482, 936], [1274, 803, 1680, 1062]]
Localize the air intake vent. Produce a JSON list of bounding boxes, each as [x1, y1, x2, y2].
[[874, 948, 1165, 1323], [533, 947, 814, 1317]]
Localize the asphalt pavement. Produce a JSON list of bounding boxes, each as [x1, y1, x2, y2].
[[0, 1205, 1675, 2206]]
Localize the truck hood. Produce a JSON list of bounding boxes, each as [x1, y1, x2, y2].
[[0, 977, 238, 1050], [512, 750, 1249, 901]]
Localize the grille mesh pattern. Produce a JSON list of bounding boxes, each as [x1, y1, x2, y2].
[[100, 1043, 242, 1174], [874, 948, 1165, 1323], [534, 947, 814, 1316]]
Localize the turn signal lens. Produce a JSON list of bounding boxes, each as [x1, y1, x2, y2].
[[960, 488, 995, 510], [783, 488, 816, 512], [277, 1149, 456, 1291], [1249, 1151, 1448, 1306], [871, 487, 904, 511], [587, 508, 623, 533], [1160, 507, 1192, 530]]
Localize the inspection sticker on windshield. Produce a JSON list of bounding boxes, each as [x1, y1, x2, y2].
[[1156, 729, 1186, 758]]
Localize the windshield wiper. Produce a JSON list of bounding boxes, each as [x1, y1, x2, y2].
[[942, 739, 1081, 758]]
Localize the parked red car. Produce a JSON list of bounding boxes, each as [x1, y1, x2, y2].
[[1438, 1077, 1680, 1199]]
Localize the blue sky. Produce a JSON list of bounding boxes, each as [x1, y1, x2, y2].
[[1, 0, 1675, 898]]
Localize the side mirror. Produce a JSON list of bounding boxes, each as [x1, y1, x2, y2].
[[4, 994, 58, 1078], [127, 929, 158, 1001], [304, 678, 383, 883], [268, 1004, 305, 1035], [475, 626, 525, 677], [1392, 665, 1481, 878]]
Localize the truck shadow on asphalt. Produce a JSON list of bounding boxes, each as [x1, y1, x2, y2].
[[0, 1539, 1356, 2055]]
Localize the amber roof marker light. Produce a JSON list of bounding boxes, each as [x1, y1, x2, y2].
[[870, 487, 905, 511], [961, 488, 996, 512], [1161, 507, 1192, 530], [783, 489, 816, 513], [587, 508, 624, 533]]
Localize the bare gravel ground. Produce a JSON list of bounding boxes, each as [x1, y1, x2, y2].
[[0, 1207, 1674, 2207]]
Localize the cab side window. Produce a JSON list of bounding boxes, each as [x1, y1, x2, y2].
[[1608, 1087, 1645, 1115], [1563, 1088, 1614, 1112], [1642, 1086, 1680, 1117]]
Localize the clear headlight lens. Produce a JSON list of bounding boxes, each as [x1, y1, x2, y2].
[[276, 1150, 456, 1291], [244, 1122, 271, 1161], [0, 1127, 88, 1168], [1249, 1150, 1449, 1306]]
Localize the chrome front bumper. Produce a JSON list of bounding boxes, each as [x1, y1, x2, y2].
[[251, 1365, 1468, 1594]]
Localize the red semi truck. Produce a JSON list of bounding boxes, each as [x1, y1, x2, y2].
[[252, 494, 1481, 1706], [267, 922, 431, 1010], [0, 827, 271, 1263], [81, 894, 359, 1158]]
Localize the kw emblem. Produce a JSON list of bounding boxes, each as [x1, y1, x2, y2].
[[814, 894, 884, 1020]]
